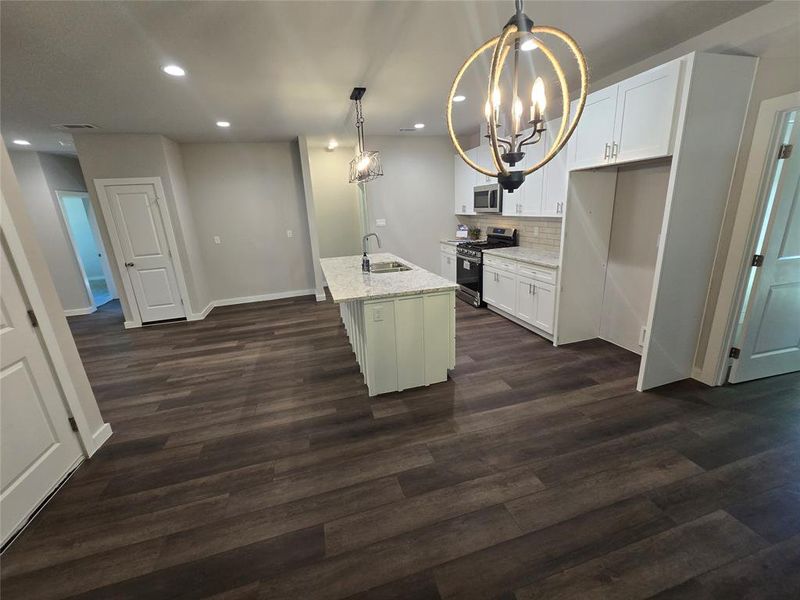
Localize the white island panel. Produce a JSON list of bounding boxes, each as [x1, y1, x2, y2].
[[321, 254, 457, 396]]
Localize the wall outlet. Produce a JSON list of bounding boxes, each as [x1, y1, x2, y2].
[[213, 236, 221, 244], [533, 226, 540, 236], [372, 306, 384, 322], [639, 326, 647, 346], [286, 230, 293, 238], [376, 219, 386, 227]]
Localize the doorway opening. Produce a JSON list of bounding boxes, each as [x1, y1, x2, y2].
[[56, 192, 117, 309]]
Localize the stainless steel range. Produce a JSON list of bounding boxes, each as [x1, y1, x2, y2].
[[456, 227, 517, 307]]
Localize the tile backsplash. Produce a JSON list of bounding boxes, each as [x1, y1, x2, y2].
[[457, 215, 562, 251]]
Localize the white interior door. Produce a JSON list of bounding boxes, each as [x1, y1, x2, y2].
[[730, 115, 800, 383], [102, 183, 185, 323], [1, 238, 83, 545]]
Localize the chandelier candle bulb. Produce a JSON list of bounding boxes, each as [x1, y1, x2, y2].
[[531, 77, 546, 122]]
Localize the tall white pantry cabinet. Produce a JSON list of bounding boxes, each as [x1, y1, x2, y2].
[[556, 52, 757, 391]]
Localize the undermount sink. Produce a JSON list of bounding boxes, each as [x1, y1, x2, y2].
[[370, 261, 412, 273]]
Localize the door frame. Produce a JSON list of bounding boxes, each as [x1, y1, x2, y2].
[[697, 91, 800, 386], [1, 179, 110, 457], [94, 177, 191, 328], [54, 190, 116, 312]]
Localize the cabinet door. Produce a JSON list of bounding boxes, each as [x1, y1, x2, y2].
[[516, 275, 537, 324], [542, 118, 569, 217], [533, 281, 555, 333], [440, 252, 450, 280], [612, 59, 681, 164], [482, 265, 500, 305], [455, 153, 475, 214], [519, 131, 545, 216], [473, 143, 497, 184], [496, 269, 516, 314], [569, 86, 618, 170]]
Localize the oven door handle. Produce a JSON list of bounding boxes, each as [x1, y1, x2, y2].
[[457, 255, 481, 264]]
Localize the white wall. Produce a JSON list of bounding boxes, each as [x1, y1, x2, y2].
[[73, 133, 209, 319], [163, 137, 209, 310], [179, 142, 316, 301], [307, 145, 362, 259], [363, 135, 458, 272], [8, 151, 92, 312], [599, 160, 670, 354]]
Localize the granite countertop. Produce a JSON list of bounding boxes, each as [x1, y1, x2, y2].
[[320, 253, 459, 303], [483, 246, 561, 269]]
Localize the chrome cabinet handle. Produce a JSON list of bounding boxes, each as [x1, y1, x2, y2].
[[604, 143, 610, 159], [125, 262, 135, 267]]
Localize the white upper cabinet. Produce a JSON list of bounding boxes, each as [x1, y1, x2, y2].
[[518, 132, 545, 216], [454, 152, 475, 215], [613, 59, 681, 164], [569, 86, 618, 170], [474, 143, 496, 184], [569, 59, 682, 171], [542, 118, 569, 217]]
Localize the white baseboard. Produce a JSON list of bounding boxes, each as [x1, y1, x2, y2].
[[315, 291, 327, 302], [213, 289, 316, 308], [123, 320, 140, 329], [64, 306, 97, 317], [188, 302, 214, 321], [89, 422, 113, 456]]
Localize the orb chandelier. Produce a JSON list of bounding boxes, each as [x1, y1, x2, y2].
[[447, 0, 588, 193], [349, 87, 383, 184]]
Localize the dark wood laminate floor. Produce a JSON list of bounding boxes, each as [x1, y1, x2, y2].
[[2, 297, 799, 599]]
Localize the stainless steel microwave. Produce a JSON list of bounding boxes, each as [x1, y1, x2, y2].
[[474, 184, 502, 213]]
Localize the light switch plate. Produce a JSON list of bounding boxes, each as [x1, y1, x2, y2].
[[213, 236, 221, 244], [376, 219, 386, 227], [287, 230, 293, 238]]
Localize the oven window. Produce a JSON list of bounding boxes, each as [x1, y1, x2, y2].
[[457, 257, 480, 293]]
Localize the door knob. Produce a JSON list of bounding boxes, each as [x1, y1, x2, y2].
[[125, 262, 135, 267]]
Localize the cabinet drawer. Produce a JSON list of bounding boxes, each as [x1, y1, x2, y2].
[[516, 263, 557, 285], [440, 243, 457, 255], [483, 255, 517, 273]]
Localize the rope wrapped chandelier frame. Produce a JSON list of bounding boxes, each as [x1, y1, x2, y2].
[[349, 87, 383, 184], [446, 0, 588, 192]]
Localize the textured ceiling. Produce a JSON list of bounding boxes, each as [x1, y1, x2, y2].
[[1, 0, 765, 154]]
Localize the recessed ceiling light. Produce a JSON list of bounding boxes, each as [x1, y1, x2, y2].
[[216, 121, 231, 128], [12, 139, 31, 146], [162, 64, 186, 77], [520, 39, 538, 52], [414, 123, 425, 129], [327, 139, 338, 151], [453, 95, 466, 102]]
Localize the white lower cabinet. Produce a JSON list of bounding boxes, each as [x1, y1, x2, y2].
[[532, 281, 555, 333], [440, 244, 457, 282], [483, 256, 557, 336]]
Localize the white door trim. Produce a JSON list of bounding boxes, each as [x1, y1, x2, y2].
[[697, 90, 800, 386], [94, 177, 192, 327], [1, 188, 107, 457]]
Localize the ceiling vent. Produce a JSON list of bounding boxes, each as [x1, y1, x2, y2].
[[52, 123, 99, 131]]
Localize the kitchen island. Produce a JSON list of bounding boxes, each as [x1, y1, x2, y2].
[[320, 253, 457, 396]]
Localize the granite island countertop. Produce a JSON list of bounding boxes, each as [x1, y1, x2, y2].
[[320, 253, 459, 303], [483, 246, 561, 269]]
